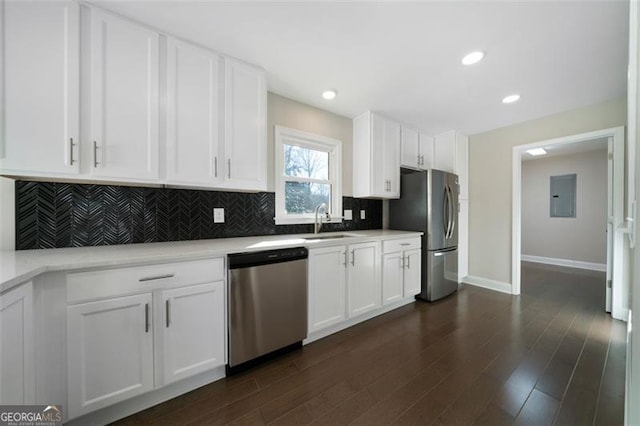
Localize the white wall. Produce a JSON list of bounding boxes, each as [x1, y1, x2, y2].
[[521, 149, 607, 265], [0, 176, 15, 250], [469, 97, 626, 286]]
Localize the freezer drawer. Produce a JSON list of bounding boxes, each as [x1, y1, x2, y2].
[[420, 248, 458, 301]]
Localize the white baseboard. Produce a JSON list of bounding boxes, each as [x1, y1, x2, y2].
[[463, 275, 512, 295], [521, 254, 606, 272], [304, 296, 416, 344]]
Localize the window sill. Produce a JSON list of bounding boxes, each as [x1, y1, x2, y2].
[[274, 216, 344, 226]]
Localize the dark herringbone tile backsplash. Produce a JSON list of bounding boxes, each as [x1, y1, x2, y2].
[[15, 181, 383, 250]]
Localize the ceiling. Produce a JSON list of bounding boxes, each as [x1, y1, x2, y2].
[[521, 137, 608, 161], [94, 1, 629, 136]]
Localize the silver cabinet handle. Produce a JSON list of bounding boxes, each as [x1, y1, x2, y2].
[[145, 303, 150, 333], [93, 141, 99, 167], [214, 156, 218, 178], [406, 256, 411, 269], [165, 299, 171, 328], [420, 155, 425, 166], [139, 273, 174, 282], [227, 158, 231, 179], [400, 256, 405, 269], [350, 249, 355, 266], [417, 154, 421, 166], [342, 251, 347, 267], [400, 243, 410, 246], [69, 137, 76, 165]]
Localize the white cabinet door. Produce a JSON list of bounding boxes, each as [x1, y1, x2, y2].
[[166, 38, 221, 186], [433, 130, 455, 173], [382, 252, 403, 305], [1, 1, 79, 175], [224, 58, 267, 191], [162, 282, 225, 385], [419, 133, 434, 170], [403, 249, 422, 297], [89, 9, 159, 181], [400, 126, 420, 169], [308, 246, 347, 333], [353, 112, 401, 199], [67, 293, 154, 418], [383, 119, 401, 197], [348, 242, 381, 317], [0, 282, 34, 405]]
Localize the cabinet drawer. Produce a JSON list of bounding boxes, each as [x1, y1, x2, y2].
[[382, 237, 421, 254], [67, 258, 224, 304]]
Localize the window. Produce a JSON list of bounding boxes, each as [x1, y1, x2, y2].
[[275, 126, 342, 224]]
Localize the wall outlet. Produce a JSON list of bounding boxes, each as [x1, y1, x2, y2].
[[360, 210, 366, 220], [213, 208, 225, 223], [344, 209, 353, 220]]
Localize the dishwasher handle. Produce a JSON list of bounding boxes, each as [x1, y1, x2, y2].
[[228, 247, 308, 269]]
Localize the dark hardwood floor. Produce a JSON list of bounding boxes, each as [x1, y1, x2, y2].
[[114, 261, 626, 425]]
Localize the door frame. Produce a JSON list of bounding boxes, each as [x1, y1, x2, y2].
[[511, 126, 626, 320]]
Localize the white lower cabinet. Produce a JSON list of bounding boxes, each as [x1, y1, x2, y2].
[[308, 246, 347, 333], [347, 242, 381, 317], [382, 238, 422, 305], [65, 258, 225, 420], [162, 282, 225, 385], [0, 281, 35, 405], [308, 241, 381, 334], [67, 293, 154, 418]]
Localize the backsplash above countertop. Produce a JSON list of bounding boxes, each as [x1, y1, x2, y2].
[[15, 181, 382, 250]]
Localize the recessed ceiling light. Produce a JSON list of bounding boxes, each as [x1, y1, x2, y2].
[[526, 148, 547, 156], [461, 51, 485, 66], [322, 89, 337, 100], [502, 94, 521, 104]]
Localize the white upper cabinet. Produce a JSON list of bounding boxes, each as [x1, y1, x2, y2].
[[88, 8, 160, 181], [419, 133, 435, 170], [433, 130, 456, 173], [401, 126, 420, 169], [223, 58, 267, 191], [166, 37, 222, 186], [400, 126, 434, 170], [1, 1, 79, 176], [353, 111, 401, 199]]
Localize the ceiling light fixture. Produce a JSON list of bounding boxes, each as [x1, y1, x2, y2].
[[526, 148, 547, 156], [322, 89, 337, 100], [461, 51, 485, 66], [502, 94, 521, 104]]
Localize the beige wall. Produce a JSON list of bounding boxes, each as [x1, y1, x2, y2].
[[469, 97, 626, 285], [522, 149, 608, 264], [267, 92, 353, 195]]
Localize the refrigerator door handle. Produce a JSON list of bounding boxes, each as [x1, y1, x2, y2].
[[447, 185, 454, 239], [443, 188, 450, 238]]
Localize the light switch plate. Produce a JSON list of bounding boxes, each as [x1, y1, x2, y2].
[[344, 209, 353, 220], [213, 208, 225, 223], [360, 210, 366, 220]]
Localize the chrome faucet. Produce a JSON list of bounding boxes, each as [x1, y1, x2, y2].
[[314, 203, 331, 234]]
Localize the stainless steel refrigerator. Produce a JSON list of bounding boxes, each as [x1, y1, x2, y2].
[[389, 169, 459, 301]]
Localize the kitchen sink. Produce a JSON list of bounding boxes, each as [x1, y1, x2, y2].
[[304, 233, 359, 242]]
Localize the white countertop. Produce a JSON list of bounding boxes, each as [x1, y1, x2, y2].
[[0, 230, 422, 293]]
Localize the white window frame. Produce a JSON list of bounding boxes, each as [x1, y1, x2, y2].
[[274, 125, 342, 225]]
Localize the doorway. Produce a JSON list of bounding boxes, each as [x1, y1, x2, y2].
[[512, 126, 627, 320]]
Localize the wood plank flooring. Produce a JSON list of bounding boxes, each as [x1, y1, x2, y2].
[[114, 262, 626, 425]]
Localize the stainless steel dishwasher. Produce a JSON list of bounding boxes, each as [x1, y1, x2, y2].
[[227, 247, 308, 373]]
